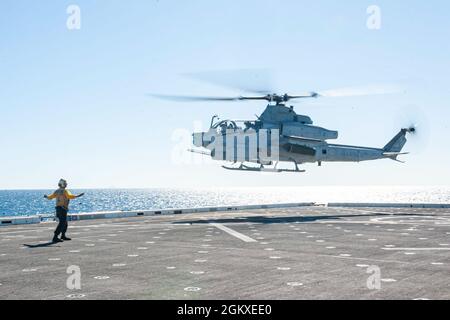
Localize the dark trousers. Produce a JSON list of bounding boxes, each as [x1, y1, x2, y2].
[[54, 206, 68, 237]]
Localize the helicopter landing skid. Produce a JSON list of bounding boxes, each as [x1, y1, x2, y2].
[[222, 163, 305, 173]]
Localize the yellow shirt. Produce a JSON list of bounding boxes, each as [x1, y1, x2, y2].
[[46, 188, 77, 209]]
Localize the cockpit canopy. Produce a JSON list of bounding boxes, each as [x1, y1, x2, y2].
[[211, 119, 241, 134]]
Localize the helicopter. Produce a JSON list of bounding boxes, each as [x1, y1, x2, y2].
[[154, 87, 415, 173]]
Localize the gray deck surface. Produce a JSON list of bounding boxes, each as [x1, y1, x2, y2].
[[1, 206, 449, 300]]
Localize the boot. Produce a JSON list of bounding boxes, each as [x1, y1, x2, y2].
[[61, 235, 71, 241], [53, 235, 63, 243]]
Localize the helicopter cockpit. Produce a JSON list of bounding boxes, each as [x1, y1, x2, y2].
[[211, 119, 240, 134]]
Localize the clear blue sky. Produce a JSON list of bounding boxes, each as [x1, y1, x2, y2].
[[1, 0, 449, 189]]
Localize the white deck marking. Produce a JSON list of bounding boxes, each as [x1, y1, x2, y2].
[[287, 282, 303, 287], [66, 293, 86, 299], [75, 237, 127, 244], [382, 247, 450, 251], [184, 287, 201, 292], [209, 223, 257, 243]]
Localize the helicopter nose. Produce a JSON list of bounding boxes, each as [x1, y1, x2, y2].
[[192, 132, 204, 147]]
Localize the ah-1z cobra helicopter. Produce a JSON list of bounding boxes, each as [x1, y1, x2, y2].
[[155, 89, 415, 173]]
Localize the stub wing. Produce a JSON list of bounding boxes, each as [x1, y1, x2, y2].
[[187, 148, 211, 156]]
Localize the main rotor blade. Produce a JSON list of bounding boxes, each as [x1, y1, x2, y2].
[[287, 92, 320, 99], [150, 94, 238, 102], [317, 84, 404, 98], [150, 94, 269, 102]]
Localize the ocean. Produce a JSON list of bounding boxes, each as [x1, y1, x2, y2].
[[1, 186, 449, 217]]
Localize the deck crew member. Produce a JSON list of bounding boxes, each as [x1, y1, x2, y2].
[[44, 179, 84, 243]]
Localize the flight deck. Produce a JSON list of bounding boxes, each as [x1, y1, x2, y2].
[[0, 205, 449, 300]]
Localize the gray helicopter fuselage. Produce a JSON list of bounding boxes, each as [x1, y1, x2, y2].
[[191, 103, 411, 170], [193, 127, 401, 165]]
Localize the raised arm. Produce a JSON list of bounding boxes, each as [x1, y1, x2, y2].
[[44, 192, 57, 200], [65, 190, 84, 199]]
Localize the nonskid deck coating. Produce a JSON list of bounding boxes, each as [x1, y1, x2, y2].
[[0, 206, 449, 300]]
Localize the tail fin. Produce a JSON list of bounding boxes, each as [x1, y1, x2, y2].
[[383, 128, 414, 153]]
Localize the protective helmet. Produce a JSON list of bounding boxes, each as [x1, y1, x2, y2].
[[58, 179, 68, 188]]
